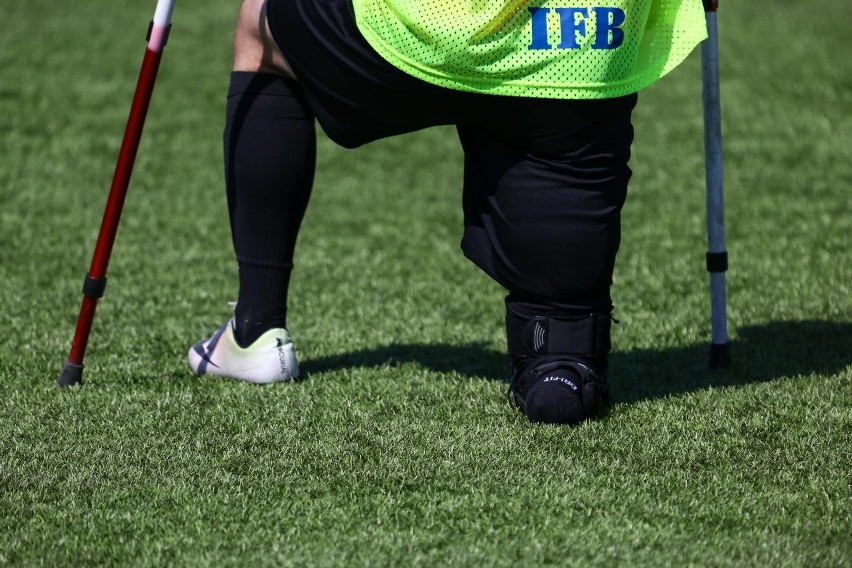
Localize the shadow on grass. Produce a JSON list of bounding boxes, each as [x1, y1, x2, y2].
[[610, 319, 851, 403], [301, 320, 851, 403], [302, 341, 509, 383]]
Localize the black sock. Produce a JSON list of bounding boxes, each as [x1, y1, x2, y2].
[[224, 71, 316, 347]]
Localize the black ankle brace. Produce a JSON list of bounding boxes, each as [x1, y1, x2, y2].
[[506, 310, 611, 363], [505, 303, 613, 423]]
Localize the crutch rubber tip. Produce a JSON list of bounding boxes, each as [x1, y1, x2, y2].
[[709, 343, 731, 369], [58, 361, 84, 387]]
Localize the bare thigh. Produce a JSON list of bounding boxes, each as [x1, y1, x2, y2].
[[233, 0, 296, 78]]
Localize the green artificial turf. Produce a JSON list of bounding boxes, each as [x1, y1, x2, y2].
[[1, 1, 850, 565]]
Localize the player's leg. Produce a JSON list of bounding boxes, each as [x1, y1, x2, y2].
[[232, 0, 295, 77], [188, 0, 314, 382], [459, 94, 638, 424]]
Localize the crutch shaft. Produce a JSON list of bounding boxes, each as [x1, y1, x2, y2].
[[701, 1, 731, 368], [58, 1, 176, 386]]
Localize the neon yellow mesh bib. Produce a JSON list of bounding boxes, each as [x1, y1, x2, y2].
[[352, 0, 707, 99]]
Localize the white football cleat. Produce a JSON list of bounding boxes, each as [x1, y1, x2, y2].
[[188, 319, 299, 384]]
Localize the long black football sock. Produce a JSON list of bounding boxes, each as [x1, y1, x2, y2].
[[224, 71, 316, 347]]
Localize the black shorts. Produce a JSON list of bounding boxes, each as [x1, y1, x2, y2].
[[266, 0, 636, 150], [266, 0, 638, 307]]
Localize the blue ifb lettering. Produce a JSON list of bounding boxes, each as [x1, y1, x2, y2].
[[528, 6, 627, 51], [554, 7, 589, 49], [592, 7, 626, 49], [528, 7, 551, 50]]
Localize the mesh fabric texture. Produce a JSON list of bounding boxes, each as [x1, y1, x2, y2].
[[353, 0, 707, 99]]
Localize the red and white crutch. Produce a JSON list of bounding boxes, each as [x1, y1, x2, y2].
[[701, 0, 731, 368], [58, 0, 177, 386]]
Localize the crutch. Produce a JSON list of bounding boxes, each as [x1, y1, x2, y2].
[[701, 0, 731, 368], [58, 0, 177, 386]]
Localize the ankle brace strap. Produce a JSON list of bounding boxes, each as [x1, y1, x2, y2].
[[506, 312, 611, 359]]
